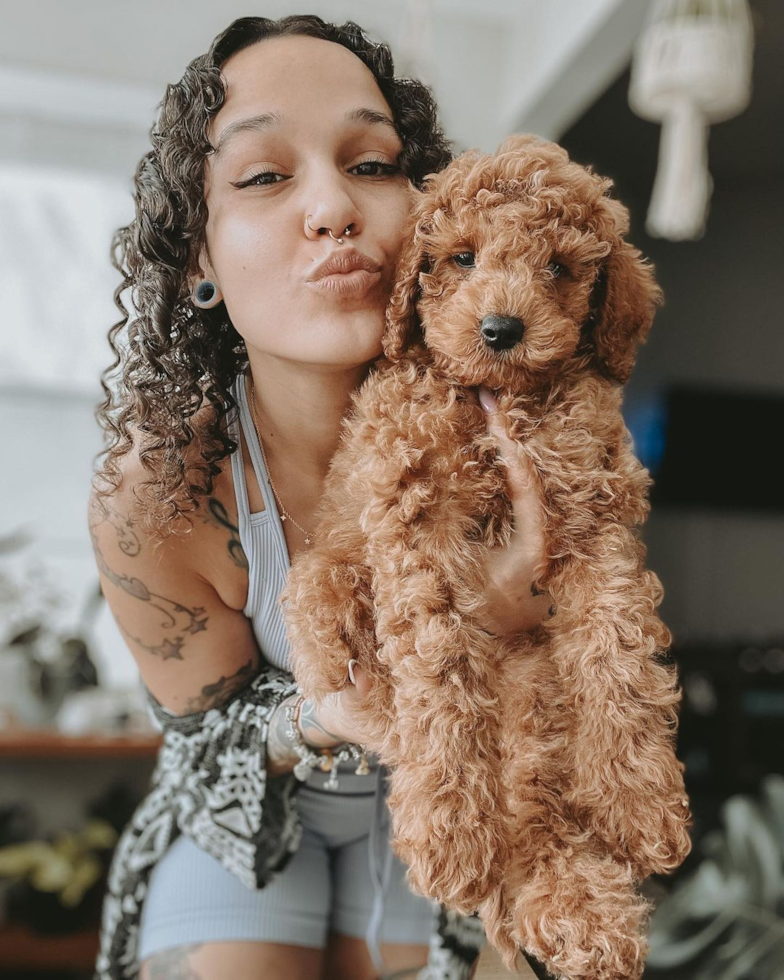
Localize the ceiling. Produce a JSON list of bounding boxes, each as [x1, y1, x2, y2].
[[0, 0, 649, 175]]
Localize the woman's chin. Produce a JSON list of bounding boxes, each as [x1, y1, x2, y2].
[[309, 319, 385, 367]]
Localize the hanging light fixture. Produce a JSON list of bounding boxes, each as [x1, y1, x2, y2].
[[628, 0, 754, 241]]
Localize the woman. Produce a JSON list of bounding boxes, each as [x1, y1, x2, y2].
[[88, 15, 550, 980]]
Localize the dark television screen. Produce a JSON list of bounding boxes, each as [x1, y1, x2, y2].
[[649, 386, 784, 513]]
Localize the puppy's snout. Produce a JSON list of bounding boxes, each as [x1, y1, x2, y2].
[[480, 315, 525, 352]]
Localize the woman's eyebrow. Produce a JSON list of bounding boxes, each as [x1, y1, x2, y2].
[[209, 107, 400, 159]]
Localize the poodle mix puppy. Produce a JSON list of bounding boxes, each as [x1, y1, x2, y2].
[[283, 134, 693, 979]]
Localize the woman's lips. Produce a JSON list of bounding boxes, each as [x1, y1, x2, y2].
[[306, 269, 381, 294]]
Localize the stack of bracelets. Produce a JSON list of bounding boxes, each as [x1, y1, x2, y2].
[[284, 690, 371, 790]]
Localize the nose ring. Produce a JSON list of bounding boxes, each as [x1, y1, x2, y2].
[[307, 214, 351, 244]]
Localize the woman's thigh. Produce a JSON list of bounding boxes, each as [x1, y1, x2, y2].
[[140, 940, 323, 980], [137, 830, 331, 967], [324, 789, 437, 951], [311, 779, 434, 979], [322, 931, 429, 980]]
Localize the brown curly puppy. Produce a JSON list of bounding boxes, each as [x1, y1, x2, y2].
[[283, 134, 693, 979]]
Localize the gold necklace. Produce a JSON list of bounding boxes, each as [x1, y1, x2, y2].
[[248, 376, 313, 546]]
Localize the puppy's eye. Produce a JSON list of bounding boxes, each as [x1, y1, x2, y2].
[[547, 260, 567, 278], [453, 252, 476, 269]]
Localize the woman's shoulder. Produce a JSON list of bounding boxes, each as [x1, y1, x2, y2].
[[91, 400, 251, 613]]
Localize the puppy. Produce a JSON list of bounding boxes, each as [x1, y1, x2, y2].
[[283, 134, 692, 979]]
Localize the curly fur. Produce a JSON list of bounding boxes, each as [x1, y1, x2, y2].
[[283, 134, 693, 979]]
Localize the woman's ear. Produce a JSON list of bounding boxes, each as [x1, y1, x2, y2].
[[587, 198, 663, 384], [188, 245, 221, 295]]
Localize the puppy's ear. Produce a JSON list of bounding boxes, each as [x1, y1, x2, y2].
[[383, 227, 430, 362], [587, 200, 663, 384], [383, 185, 437, 361]]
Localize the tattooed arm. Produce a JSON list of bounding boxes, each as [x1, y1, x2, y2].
[[87, 459, 262, 717]]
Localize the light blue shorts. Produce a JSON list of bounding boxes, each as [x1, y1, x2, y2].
[[137, 762, 437, 968]]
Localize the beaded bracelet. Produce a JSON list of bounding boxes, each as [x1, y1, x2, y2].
[[284, 692, 371, 790]]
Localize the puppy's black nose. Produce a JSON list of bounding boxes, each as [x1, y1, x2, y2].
[[480, 315, 525, 351]]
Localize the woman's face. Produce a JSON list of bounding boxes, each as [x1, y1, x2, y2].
[[200, 35, 416, 369]]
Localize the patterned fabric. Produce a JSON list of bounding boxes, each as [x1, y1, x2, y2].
[[94, 664, 483, 979], [422, 907, 488, 979]]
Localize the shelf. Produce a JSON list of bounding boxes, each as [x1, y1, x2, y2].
[[0, 923, 98, 970], [475, 943, 532, 978], [0, 728, 161, 759]]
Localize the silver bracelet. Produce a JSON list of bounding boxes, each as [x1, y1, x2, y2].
[[284, 691, 371, 790]]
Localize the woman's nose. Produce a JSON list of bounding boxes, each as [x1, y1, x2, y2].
[[305, 211, 359, 241], [302, 171, 362, 242], [305, 215, 356, 241]]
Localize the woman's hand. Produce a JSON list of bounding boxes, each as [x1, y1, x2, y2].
[[266, 667, 378, 777], [297, 663, 378, 750], [476, 385, 552, 636]]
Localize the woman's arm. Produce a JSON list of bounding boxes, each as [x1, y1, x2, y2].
[[266, 678, 383, 776], [88, 476, 263, 715], [87, 441, 375, 764], [476, 386, 552, 635]]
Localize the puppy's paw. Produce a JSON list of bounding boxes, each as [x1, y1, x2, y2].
[[510, 852, 650, 979]]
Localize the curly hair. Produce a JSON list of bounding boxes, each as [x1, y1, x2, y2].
[[92, 14, 454, 540]]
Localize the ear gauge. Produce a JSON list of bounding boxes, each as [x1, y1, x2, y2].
[[192, 280, 223, 309]]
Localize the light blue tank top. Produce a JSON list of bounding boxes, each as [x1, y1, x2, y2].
[[228, 368, 293, 672], [226, 368, 394, 972]]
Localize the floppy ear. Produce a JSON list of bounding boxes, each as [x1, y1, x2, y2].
[[586, 215, 663, 384], [382, 223, 431, 362]]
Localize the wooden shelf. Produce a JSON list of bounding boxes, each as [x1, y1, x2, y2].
[[0, 923, 99, 970], [475, 943, 533, 978], [0, 728, 161, 759]]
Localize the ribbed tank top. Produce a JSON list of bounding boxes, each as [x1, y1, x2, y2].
[[225, 369, 396, 972], [228, 368, 293, 673]]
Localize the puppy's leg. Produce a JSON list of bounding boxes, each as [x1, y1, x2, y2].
[[370, 533, 510, 912], [284, 547, 398, 750], [547, 523, 692, 879], [485, 838, 652, 980], [478, 663, 650, 980], [285, 548, 374, 694]]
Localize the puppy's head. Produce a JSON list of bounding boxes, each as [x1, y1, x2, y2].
[[384, 134, 662, 388]]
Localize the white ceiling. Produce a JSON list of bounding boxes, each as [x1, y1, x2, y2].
[[0, 0, 649, 172]]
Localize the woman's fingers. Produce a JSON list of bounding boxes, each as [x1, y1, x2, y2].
[[345, 661, 372, 699], [311, 662, 375, 747], [478, 386, 544, 561]]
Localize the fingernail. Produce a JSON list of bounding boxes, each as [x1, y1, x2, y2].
[[347, 659, 358, 685], [478, 386, 497, 414]]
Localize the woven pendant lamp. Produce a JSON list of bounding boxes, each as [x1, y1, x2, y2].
[[629, 0, 754, 240]]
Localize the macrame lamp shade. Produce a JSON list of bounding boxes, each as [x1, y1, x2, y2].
[[628, 0, 754, 241]]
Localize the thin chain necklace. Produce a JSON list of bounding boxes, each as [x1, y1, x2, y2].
[[248, 375, 313, 546]]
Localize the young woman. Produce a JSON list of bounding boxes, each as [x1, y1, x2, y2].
[[88, 15, 550, 980]]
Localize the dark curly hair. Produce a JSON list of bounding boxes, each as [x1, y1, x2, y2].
[[92, 14, 454, 539]]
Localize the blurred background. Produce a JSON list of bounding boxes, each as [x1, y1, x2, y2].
[[0, 0, 782, 976]]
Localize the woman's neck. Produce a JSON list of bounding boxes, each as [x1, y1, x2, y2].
[[244, 351, 371, 484]]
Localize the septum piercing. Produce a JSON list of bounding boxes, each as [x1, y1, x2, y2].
[[306, 214, 351, 244]]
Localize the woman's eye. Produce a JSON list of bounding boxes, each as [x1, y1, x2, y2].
[[352, 159, 400, 177], [232, 170, 284, 188], [547, 260, 567, 278], [453, 252, 475, 268], [232, 159, 399, 189]]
